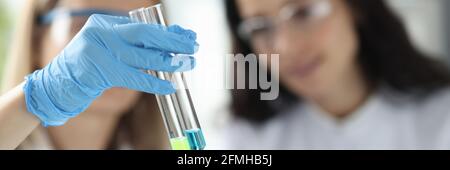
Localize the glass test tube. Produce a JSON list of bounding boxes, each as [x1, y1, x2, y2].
[[129, 4, 206, 150]]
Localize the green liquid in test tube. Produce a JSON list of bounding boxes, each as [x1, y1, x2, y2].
[[170, 137, 190, 150], [129, 4, 206, 150]]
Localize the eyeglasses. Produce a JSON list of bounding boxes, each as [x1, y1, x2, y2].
[[238, 0, 333, 49], [38, 8, 127, 45]]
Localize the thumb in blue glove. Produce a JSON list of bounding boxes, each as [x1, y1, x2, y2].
[[23, 14, 199, 127]]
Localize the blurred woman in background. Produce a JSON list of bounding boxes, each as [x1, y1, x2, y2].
[[224, 0, 450, 149], [2, 0, 169, 149]]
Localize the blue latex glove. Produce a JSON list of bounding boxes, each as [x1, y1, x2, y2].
[[23, 14, 199, 127]]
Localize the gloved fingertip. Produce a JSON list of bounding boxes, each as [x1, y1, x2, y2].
[[185, 30, 197, 41], [190, 56, 197, 70], [184, 42, 199, 55], [194, 43, 200, 53], [168, 24, 197, 41], [168, 24, 184, 33]]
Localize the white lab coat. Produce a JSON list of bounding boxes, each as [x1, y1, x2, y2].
[[220, 86, 450, 150]]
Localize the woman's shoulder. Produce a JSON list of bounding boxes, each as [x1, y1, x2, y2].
[[377, 86, 450, 128], [378, 86, 450, 110], [378, 86, 450, 149], [411, 87, 450, 112]]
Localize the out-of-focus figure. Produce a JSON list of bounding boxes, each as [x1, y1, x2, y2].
[[2, 0, 171, 150], [222, 0, 450, 149]]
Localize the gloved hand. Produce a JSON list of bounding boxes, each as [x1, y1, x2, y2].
[[23, 14, 199, 127]]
